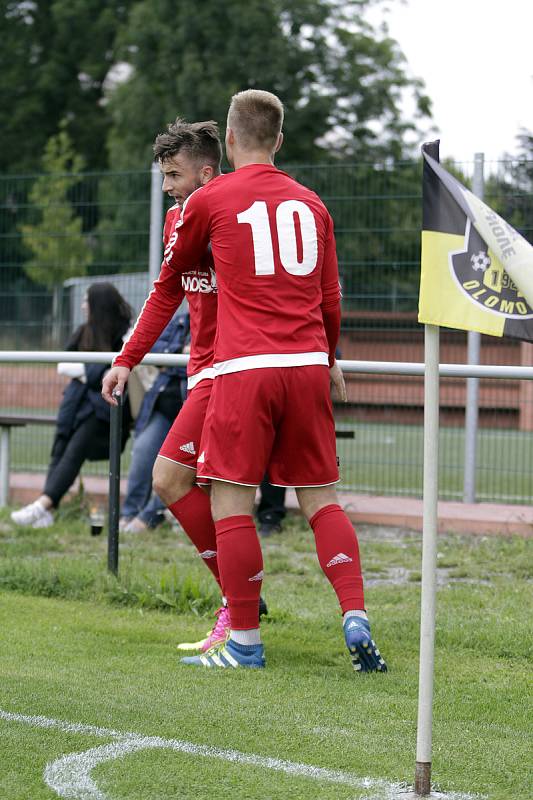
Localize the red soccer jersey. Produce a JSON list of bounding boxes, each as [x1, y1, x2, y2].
[[114, 204, 217, 387], [165, 164, 341, 375]]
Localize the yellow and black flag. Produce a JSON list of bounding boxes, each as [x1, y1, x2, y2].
[[418, 141, 533, 340]]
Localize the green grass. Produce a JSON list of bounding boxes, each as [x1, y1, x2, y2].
[[0, 505, 531, 800], [336, 421, 533, 502], [7, 418, 533, 503]]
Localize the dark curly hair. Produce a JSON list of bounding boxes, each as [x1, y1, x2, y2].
[[153, 118, 222, 169]]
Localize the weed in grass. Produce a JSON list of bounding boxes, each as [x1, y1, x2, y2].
[[104, 569, 219, 615], [0, 558, 99, 600]]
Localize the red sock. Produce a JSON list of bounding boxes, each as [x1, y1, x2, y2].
[[168, 487, 222, 590], [215, 515, 263, 630], [310, 504, 365, 613]]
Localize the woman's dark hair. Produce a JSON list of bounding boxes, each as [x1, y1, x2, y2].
[[68, 283, 132, 352]]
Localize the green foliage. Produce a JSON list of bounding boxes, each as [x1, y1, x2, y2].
[[485, 131, 533, 245], [1, 0, 435, 326], [91, 169, 153, 273], [19, 126, 93, 289], [0, 0, 136, 173], [288, 159, 424, 309], [1, 0, 431, 173], [106, 0, 432, 168], [95, 0, 433, 272], [106, 567, 219, 614]]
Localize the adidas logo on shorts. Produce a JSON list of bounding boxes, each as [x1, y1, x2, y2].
[[197, 451, 205, 463], [248, 570, 264, 582], [200, 549, 217, 560], [326, 552, 353, 568], [179, 441, 196, 455]]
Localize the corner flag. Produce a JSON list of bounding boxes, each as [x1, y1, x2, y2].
[[418, 141, 533, 340]]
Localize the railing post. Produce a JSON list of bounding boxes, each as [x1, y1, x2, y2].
[[463, 152, 484, 503], [0, 427, 10, 508], [108, 393, 123, 575], [149, 163, 164, 285]]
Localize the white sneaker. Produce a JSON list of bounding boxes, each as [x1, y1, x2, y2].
[[11, 501, 52, 527], [124, 517, 148, 533], [31, 510, 54, 529], [119, 516, 132, 532]]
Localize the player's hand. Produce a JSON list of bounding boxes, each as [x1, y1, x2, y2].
[[101, 366, 130, 406], [330, 361, 347, 403]]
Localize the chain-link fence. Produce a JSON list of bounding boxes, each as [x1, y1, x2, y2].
[[1, 158, 533, 502]]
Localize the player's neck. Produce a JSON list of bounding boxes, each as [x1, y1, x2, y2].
[[232, 150, 275, 170]]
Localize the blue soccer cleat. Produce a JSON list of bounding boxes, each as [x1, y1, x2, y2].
[[343, 616, 387, 673], [181, 638, 265, 669]]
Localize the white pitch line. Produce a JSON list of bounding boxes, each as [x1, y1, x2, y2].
[[0, 710, 136, 740], [0, 708, 483, 800], [44, 737, 399, 800]]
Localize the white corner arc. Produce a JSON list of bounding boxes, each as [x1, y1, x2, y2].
[[0, 709, 483, 800]]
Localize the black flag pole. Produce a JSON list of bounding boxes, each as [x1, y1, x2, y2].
[[108, 392, 123, 575]]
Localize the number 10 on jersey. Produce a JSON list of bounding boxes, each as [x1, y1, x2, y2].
[[237, 200, 318, 276]]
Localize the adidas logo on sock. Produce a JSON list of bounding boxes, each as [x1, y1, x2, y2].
[[326, 552, 353, 568], [200, 549, 217, 560], [179, 441, 196, 455], [248, 570, 264, 582]]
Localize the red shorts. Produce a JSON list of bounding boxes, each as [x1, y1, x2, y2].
[[196, 366, 339, 487], [158, 379, 212, 472]]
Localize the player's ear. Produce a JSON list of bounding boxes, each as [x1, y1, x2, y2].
[[274, 131, 283, 154], [200, 165, 214, 185]]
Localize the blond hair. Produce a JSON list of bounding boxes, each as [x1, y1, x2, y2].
[[227, 90, 284, 152]]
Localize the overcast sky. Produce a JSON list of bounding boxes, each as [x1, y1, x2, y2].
[[376, 0, 533, 165]]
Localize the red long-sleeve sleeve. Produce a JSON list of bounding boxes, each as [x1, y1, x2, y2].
[[114, 258, 185, 370], [322, 304, 341, 367], [320, 213, 341, 366]]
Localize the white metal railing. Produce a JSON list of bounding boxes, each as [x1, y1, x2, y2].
[[1, 350, 533, 379], [1, 351, 533, 509]]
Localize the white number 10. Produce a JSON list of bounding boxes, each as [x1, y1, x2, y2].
[[237, 200, 318, 276]]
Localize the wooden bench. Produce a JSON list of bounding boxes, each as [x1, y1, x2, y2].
[[0, 414, 56, 506]]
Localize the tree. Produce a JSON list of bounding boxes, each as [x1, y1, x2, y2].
[[105, 0, 431, 168], [0, 0, 135, 173], [2, 0, 434, 322], [485, 131, 533, 246], [20, 125, 93, 343], [97, 0, 432, 285]]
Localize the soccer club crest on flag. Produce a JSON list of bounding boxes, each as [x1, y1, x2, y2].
[[418, 140, 533, 341]]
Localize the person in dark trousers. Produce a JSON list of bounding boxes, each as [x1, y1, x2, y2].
[[10, 283, 132, 529], [256, 478, 286, 537]]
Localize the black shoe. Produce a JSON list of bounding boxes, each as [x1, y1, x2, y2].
[[259, 595, 268, 618], [259, 521, 282, 538]]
